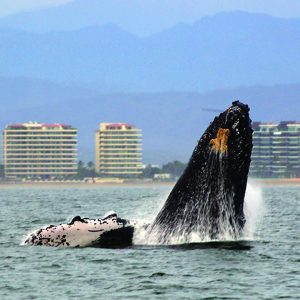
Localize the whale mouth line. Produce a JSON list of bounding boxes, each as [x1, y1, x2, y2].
[[23, 100, 253, 248]]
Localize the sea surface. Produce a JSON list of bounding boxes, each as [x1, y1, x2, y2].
[[0, 183, 299, 299]]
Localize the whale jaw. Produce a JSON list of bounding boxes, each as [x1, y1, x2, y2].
[[149, 101, 253, 243]]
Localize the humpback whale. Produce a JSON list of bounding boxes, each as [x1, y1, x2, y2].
[[23, 101, 252, 247]]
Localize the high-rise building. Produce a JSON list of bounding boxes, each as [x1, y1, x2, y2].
[[3, 122, 77, 179], [251, 121, 300, 178], [95, 123, 142, 177]]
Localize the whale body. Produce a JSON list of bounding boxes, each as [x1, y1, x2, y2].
[[23, 101, 252, 247]]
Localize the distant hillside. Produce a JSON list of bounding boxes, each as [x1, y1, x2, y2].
[[0, 11, 299, 91], [1, 78, 299, 163]]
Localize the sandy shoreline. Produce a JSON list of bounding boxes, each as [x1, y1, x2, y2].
[[250, 178, 300, 186], [0, 178, 299, 188], [0, 181, 177, 189]]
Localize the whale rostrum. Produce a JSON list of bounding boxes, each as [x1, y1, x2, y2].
[[23, 101, 253, 247], [148, 101, 253, 243]]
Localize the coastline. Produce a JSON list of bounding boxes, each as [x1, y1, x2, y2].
[[250, 178, 300, 186], [0, 180, 177, 189], [0, 178, 299, 188]]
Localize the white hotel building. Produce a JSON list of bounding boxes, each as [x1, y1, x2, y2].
[[251, 121, 300, 177], [3, 122, 78, 179], [95, 123, 143, 177]]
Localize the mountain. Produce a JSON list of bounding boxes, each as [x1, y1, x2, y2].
[[0, 0, 163, 34], [0, 11, 299, 91], [0, 76, 100, 111], [0, 0, 247, 36], [1, 77, 299, 163]]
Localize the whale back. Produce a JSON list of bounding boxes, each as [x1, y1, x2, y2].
[[150, 101, 253, 242]]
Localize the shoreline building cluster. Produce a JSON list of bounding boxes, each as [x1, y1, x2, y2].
[[251, 121, 300, 178], [2, 121, 143, 179], [95, 123, 143, 177], [3, 119, 300, 179]]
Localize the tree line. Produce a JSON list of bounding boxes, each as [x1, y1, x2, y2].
[[0, 160, 187, 180], [77, 160, 187, 180]]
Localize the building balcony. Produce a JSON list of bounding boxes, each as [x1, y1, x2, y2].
[[5, 154, 77, 158], [99, 171, 143, 175]]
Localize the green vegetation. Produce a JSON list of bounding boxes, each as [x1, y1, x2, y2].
[[0, 160, 188, 181], [161, 160, 187, 178], [142, 160, 187, 180], [142, 165, 162, 178], [0, 164, 4, 178], [77, 160, 187, 180], [77, 159, 187, 180], [77, 161, 97, 179]]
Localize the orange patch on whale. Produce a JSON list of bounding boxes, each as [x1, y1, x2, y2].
[[210, 128, 230, 153]]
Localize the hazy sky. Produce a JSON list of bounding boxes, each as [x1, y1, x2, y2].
[[0, 0, 71, 16], [1, 0, 300, 18]]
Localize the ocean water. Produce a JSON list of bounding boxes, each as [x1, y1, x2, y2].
[[0, 183, 299, 299]]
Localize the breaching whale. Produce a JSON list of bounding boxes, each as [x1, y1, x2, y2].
[[23, 101, 252, 247], [148, 100, 253, 243]]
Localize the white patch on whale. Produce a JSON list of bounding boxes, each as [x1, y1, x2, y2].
[[22, 213, 135, 248]]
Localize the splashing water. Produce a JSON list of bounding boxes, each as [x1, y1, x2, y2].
[[243, 181, 264, 240], [133, 182, 264, 245], [133, 102, 253, 246]]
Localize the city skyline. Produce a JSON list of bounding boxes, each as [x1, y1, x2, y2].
[[2, 118, 300, 168]]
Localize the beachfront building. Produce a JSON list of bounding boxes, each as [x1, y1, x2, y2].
[[251, 121, 300, 178], [3, 122, 77, 179], [95, 123, 143, 177]]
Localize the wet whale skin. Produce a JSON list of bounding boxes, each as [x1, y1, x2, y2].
[[149, 101, 253, 242]]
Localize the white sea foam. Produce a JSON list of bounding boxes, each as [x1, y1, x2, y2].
[[133, 182, 264, 245]]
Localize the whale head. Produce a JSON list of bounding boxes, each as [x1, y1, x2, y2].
[[150, 101, 253, 243]]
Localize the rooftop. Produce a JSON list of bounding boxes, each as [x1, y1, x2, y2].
[[5, 122, 75, 130], [253, 121, 300, 131], [99, 122, 139, 131]]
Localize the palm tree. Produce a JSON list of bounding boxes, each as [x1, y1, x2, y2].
[[87, 161, 94, 170], [78, 160, 85, 169]]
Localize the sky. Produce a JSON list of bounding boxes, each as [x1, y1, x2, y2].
[[0, 0, 300, 35], [1, 0, 300, 17], [0, 0, 71, 16]]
